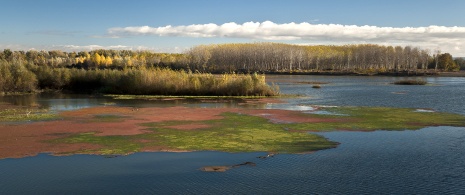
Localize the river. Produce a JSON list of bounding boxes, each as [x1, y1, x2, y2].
[[0, 75, 464, 194]]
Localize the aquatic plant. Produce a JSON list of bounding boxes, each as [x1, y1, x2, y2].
[[393, 79, 427, 85], [0, 107, 56, 122], [46, 106, 465, 156]]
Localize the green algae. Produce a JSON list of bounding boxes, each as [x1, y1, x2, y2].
[[50, 132, 144, 155], [0, 108, 57, 122], [50, 106, 465, 156], [143, 112, 337, 153], [289, 107, 465, 132]]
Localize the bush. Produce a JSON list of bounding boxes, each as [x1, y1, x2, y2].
[[0, 60, 37, 93]]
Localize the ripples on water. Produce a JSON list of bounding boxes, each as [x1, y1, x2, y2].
[[267, 75, 465, 115], [1, 76, 465, 194]]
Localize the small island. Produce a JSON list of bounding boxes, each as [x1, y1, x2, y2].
[[393, 79, 428, 85]]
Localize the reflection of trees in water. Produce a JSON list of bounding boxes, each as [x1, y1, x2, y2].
[[1, 94, 271, 112], [0, 94, 41, 108]]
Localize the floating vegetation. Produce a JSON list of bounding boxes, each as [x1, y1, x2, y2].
[[0, 107, 57, 122], [295, 81, 329, 85], [200, 161, 256, 172], [393, 79, 427, 85], [290, 107, 465, 131], [3, 104, 465, 159]]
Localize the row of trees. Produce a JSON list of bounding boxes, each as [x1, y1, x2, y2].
[[0, 43, 461, 74], [0, 49, 187, 70], [187, 43, 460, 73]]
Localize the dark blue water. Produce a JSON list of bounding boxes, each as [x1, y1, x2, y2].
[[1, 75, 465, 194]]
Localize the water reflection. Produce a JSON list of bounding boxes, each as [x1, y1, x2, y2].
[[2, 76, 465, 115], [0, 93, 273, 111], [1, 76, 465, 194]]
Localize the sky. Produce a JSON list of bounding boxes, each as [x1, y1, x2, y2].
[[1, 0, 465, 56]]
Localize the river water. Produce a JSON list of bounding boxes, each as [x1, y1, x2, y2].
[[1, 75, 464, 194]]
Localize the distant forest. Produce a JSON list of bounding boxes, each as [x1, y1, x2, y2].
[[0, 43, 464, 94]]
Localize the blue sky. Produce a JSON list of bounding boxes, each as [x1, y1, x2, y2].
[[1, 0, 465, 56]]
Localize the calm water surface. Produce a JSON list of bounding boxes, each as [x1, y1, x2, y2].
[[1, 75, 465, 194]]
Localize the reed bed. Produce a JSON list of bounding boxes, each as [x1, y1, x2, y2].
[[1, 61, 278, 96], [89, 68, 279, 96]]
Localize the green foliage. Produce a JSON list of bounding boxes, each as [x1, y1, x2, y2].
[[455, 58, 465, 70], [29, 65, 71, 89], [438, 53, 459, 71], [0, 60, 37, 94]]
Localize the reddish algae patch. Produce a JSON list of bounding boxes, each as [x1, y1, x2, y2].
[[0, 105, 347, 159]]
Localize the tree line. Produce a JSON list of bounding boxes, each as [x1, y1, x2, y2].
[[0, 43, 460, 74], [0, 43, 461, 94], [187, 43, 460, 73]]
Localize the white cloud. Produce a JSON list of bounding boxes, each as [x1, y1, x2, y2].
[[107, 21, 465, 42], [55, 45, 133, 51], [49, 45, 186, 53], [107, 21, 465, 56]]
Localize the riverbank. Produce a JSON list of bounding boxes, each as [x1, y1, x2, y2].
[[264, 70, 465, 77]]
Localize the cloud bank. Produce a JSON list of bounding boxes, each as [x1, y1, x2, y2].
[[108, 21, 465, 56]]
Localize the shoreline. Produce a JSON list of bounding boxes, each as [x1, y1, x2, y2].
[[264, 70, 465, 77]]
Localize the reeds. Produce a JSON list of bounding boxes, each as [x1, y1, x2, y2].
[[1, 60, 279, 96], [64, 68, 279, 96]]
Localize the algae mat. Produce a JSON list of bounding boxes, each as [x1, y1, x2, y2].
[[1, 105, 465, 159]]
